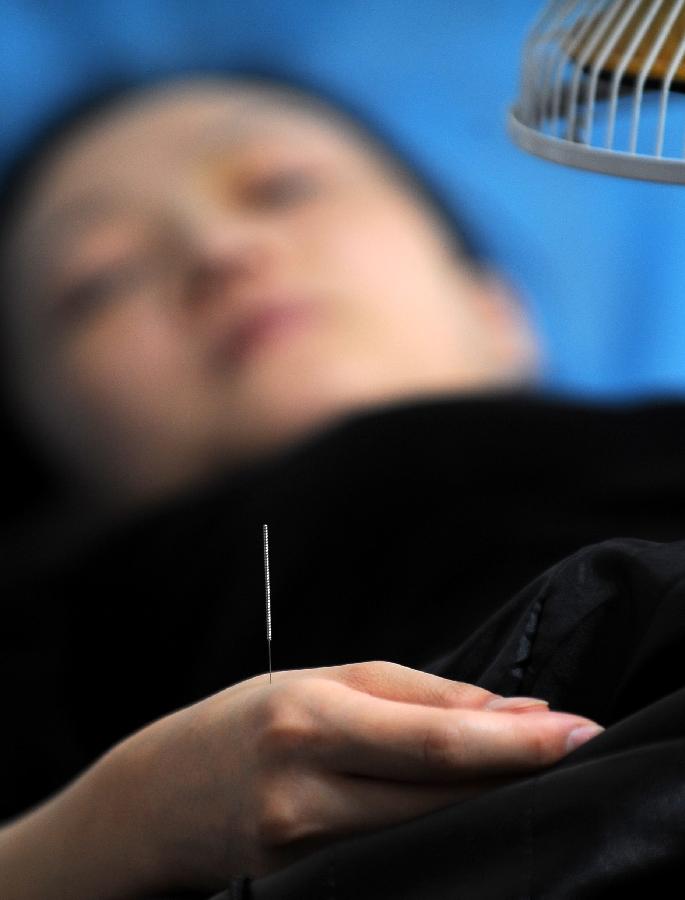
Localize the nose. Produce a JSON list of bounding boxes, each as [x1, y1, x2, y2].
[[177, 201, 273, 312]]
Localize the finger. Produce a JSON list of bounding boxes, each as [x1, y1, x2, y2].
[[257, 771, 492, 861], [258, 767, 529, 878], [317, 660, 502, 710], [312, 683, 603, 780], [315, 771, 513, 833]]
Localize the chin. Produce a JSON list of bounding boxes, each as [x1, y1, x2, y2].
[[225, 345, 435, 456], [226, 380, 380, 462]]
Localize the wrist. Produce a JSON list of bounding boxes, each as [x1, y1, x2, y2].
[[0, 738, 167, 900], [73, 736, 171, 897]]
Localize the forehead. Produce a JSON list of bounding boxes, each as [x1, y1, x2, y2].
[[23, 82, 382, 225]]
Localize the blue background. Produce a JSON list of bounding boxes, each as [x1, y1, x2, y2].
[[2, 0, 684, 398]]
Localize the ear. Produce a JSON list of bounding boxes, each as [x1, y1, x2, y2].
[[467, 271, 542, 382]]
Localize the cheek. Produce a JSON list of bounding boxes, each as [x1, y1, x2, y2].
[[302, 202, 462, 341], [36, 305, 207, 444]]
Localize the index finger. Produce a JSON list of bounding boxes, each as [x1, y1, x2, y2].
[[314, 660, 502, 710], [311, 682, 602, 781]]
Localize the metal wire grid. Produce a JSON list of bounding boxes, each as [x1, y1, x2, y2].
[[509, 0, 685, 182]]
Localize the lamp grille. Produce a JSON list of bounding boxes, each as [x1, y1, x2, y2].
[[510, 0, 685, 182]]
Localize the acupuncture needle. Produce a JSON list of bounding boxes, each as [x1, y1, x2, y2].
[[263, 523, 272, 684]]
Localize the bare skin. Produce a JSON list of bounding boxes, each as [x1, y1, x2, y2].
[[4, 79, 538, 507], [0, 662, 602, 898]]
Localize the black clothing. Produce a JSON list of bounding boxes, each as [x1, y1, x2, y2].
[[216, 537, 685, 898], [3, 393, 685, 895]]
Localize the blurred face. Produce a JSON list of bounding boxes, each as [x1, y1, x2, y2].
[[4, 80, 537, 504]]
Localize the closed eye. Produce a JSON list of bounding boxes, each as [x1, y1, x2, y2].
[[243, 169, 322, 209], [53, 260, 155, 325]]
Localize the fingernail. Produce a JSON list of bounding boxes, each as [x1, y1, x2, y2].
[[485, 696, 550, 711], [565, 724, 604, 753]]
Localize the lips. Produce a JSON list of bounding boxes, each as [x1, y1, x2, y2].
[[208, 300, 319, 371]]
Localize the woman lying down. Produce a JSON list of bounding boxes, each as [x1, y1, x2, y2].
[[0, 74, 682, 898]]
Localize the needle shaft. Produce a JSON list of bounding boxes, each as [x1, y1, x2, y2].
[[263, 524, 272, 684]]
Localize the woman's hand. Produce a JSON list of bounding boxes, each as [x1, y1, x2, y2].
[[0, 661, 603, 899], [116, 661, 602, 892]]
